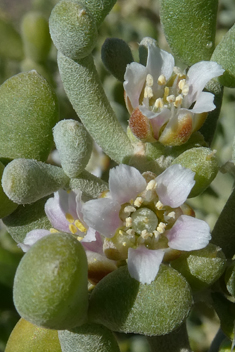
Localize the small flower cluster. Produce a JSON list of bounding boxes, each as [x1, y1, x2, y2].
[[124, 40, 224, 146]]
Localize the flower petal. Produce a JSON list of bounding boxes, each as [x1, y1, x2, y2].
[[190, 91, 215, 113], [147, 44, 175, 82], [166, 215, 211, 251], [109, 164, 146, 204], [156, 164, 195, 208], [45, 194, 70, 232], [124, 62, 147, 109], [58, 189, 78, 220], [18, 229, 50, 252], [139, 107, 170, 139], [186, 61, 224, 106], [82, 231, 104, 254], [82, 198, 122, 237], [128, 246, 165, 284]]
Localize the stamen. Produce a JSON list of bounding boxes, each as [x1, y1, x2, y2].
[[166, 94, 176, 103], [178, 79, 186, 90], [134, 196, 143, 207], [153, 230, 160, 239], [154, 98, 164, 109], [163, 87, 170, 102], [146, 74, 154, 86], [144, 86, 153, 99], [122, 242, 127, 246], [156, 200, 164, 210], [157, 222, 166, 234], [77, 236, 83, 241], [174, 94, 183, 107], [141, 230, 152, 239], [181, 85, 189, 96], [74, 220, 87, 233], [65, 213, 75, 223], [124, 205, 136, 214], [158, 74, 166, 85], [119, 230, 125, 236], [164, 211, 176, 221], [50, 228, 59, 233], [146, 179, 157, 191], [69, 224, 78, 234], [125, 217, 133, 228], [126, 229, 135, 236]]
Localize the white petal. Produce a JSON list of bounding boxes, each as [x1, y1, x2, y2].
[[124, 62, 147, 109], [186, 61, 224, 106], [166, 215, 211, 251], [82, 198, 122, 237], [147, 44, 175, 82], [18, 229, 50, 252], [156, 164, 195, 208], [109, 164, 146, 204], [82, 227, 98, 242], [139, 107, 170, 139], [82, 231, 104, 255], [45, 194, 70, 232], [190, 91, 215, 113], [128, 246, 165, 284], [58, 189, 77, 220]]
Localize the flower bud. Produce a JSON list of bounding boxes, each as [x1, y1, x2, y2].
[[5, 318, 62, 352], [49, 0, 98, 60], [172, 147, 218, 197], [53, 119, 93, 178], [171, 244, 226, 291], [13, 233, 88, 330], [89, 265, 193, 336], [2, 159, 69, 204]]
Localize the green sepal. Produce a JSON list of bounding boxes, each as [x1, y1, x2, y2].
[[211, 292, 235, 340], [211, 24, 235, 87], [225, 261, 235, 297], [3, 196, 51, 244], [0, 15, 23, 61], [21, 11, 51, 63], [78, 0, 117, 27], [89, 265, 193, 336], [69, 170, 108, 198], [0, 70, 59, 162], [199, 79, 224, 145], [53, 119, 93, 178], [58, 323, 120, 352], [5, 318, 62, 352], [101, 38, 133, 82], [212, 187, 235, 258], [2, 159, 69, 204], [160, 0, 218, 65], [57, 52, 134, 163], [13, 233, 88, 330], [171, 244, 226, 292], [0, 161, 18, 218], [172, 147, 218, 197], [49, 0, 98, 60]]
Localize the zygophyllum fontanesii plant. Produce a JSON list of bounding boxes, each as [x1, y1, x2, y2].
[[1, 0, 235, 351]]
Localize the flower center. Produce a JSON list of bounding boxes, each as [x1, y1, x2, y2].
[[131, 208, 158, 235], [143, 68, 189, 113]]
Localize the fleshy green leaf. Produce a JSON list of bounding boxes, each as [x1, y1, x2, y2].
[[160, 0, 218, 65], [0, 161, 18, 218]]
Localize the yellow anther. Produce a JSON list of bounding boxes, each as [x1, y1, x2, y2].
[[124, 205, 136, 214], [154, 98, 164, 109], [157, 222, 166, 234], [125, 217, 133, 228], [168, 211, 176, 219], [153, 230, 160, 239], [156, 200, 164, 210], [126, 229, 135, 236], [119, 230, 125, 236], [174, 95, 183, 107], [146, 74, 154, 86], [65, 213, 75, 223], [182, 85, 189, 96], [146, 179, 157, 191], [144, 86, 153, 99], [163, 86, 170, 102], [69, 224, 78, 234], [122, 242, 127, 246], [158, 74, 166, 85], [141, 230, 152, 239], [74, 220, 87, 233], [50, 228, 59, 233], [77, 236, 83, 241], [134, 196, 143, 207], [166, 94, 176, 103], [178, 79, 186, 91]]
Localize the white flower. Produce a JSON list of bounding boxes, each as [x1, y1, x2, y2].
[[124, 39, 224, 146], [82, 164, 211, 284]]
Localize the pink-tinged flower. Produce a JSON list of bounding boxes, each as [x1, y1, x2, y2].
[[124, 39, 224, 146], [19, 190, 117, 284], [82, 164, 211, 284]]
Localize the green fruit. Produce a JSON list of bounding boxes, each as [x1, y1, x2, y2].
[[5, 318, 62, 352], [13, 233, 88, 330]]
